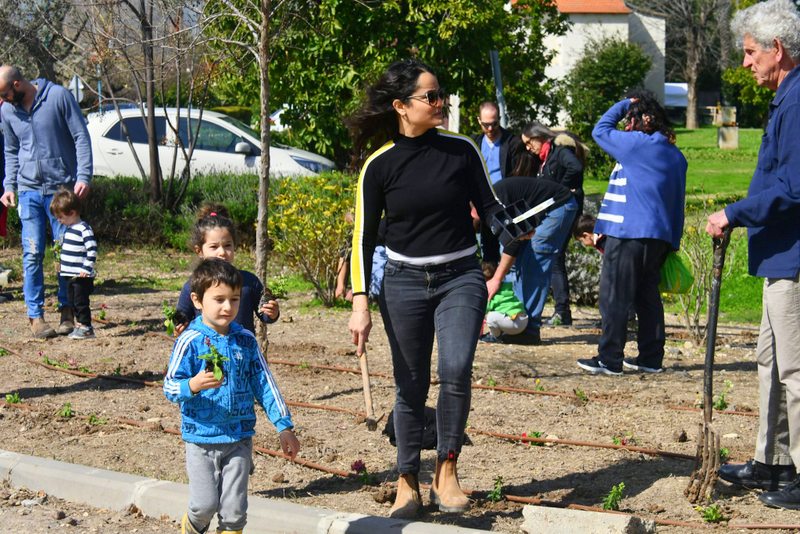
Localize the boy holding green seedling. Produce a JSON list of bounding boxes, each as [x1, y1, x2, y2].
[[164, 258, 300, 534]]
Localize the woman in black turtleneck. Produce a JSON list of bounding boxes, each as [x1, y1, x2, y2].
[[346, 59, 505, 519]]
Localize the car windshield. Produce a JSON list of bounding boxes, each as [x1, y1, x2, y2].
[[219, 115, 260, 140], [219, 114, 293, 149]]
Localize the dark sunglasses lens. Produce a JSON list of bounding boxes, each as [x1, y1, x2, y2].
[[425, 89, 446, 105]]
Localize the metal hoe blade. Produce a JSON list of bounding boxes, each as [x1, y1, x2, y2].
[[686, 227, 731, 503]]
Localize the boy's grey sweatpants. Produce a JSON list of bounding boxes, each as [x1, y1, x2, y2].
[[185, 439, 253, 532]]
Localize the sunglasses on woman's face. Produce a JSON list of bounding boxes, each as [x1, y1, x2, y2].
[[407, 88, 447, 106]]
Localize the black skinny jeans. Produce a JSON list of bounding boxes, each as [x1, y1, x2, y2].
[[379, 255, 486, 474]]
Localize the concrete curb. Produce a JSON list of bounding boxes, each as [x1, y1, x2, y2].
[[0, 449, 490, 533]]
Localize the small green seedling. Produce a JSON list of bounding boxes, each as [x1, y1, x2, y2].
[[267, 276, 290, 299], [522, 431, 544, 446], [573, 388, 589, 404], [612, 433, 638, 446], [163, 301, 178, 336], [533, 378, 545, 391], [487, 475, 504, 502], [602, 482, 625, 511], [486, 376, 497, 387], [719, 447, 730, 462], [299, 361, 310, 370], [350, 459, 374, 485], [0, 347, 9, 357], [5, 392, 20, 404], [113, 365, 122, 376], [98, 304, 108, 321], [87, 414, 107, 426], [695, 503, 725, 523], [58, 402, 74, 418], [43, 355, 68, 369], [198, 338, 229, 381], [713, 380, 734, 411]]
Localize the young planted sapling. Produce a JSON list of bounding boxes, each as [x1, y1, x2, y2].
[[198, 337, 229, 381]]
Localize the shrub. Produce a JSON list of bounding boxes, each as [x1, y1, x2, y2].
[[721, 66, 771, 128], [268, 172, 355, 306], [565, 239, 602, 306], [671, 210, 739, 344], [561, 37, 652, 180]]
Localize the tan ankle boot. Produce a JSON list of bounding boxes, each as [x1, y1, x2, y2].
[[56, 307, 74, 335], [29, 317, 57, 339], [431, 456, 470, 512], [389, 473, 421, 519]]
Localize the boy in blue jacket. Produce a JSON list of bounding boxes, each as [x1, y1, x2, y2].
[[164, 258, 300, 534]]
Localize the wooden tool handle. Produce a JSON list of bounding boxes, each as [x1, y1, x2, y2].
[[359, 352, 376, 419]]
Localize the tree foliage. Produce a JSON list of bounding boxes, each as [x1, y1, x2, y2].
[[627, 0, 731, 129], [561, 37, 652, 178], [0, 0, 81, 80], [722, 66, 772, 127], [205, 0, 570, 168]]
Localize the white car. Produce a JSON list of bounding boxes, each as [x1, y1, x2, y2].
[[86, 107, 336, 178]]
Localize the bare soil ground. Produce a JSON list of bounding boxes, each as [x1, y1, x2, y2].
[[0, 246, 795, 532]]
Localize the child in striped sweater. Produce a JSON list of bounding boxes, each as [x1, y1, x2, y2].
[[50, 188, 97, 339]]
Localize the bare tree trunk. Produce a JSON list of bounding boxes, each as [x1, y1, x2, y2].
[[140, 0, 162, 202], [255, 0, 272, 349], [685, 39, 700, 130]]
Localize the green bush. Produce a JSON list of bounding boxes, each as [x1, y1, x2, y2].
[[268, 172, 355, 306]]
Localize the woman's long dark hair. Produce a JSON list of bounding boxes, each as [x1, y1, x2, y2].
[[346, 59, 435, 168], [625, 89, 676, 144]]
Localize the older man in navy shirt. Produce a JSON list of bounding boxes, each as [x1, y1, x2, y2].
[[707, 0, 800, 510]]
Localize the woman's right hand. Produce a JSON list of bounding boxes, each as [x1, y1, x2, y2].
[[349, 296, 372, 356]]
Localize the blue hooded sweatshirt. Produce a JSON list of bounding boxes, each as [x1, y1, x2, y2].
[[164, 317, 293, 444], [2, 78, 92, 194]]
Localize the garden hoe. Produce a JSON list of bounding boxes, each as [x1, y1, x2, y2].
[[686, 227, 731, 504], [359, 348, 379, 431]]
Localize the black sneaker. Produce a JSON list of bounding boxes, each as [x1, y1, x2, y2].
[[545, 313, 572, 327], [719, 459, 797, 491], [759, 476, 800, 510], [506, 329, 540, 345], [622, 358, 663, 374], [479, 333, 504, 344], [576, 357, 622, 376]]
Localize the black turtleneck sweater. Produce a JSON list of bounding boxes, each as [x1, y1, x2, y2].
[[350, 128, 503, 295]]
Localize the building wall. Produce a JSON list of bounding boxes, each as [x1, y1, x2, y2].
[[544, 14, 629, 83], [544, 11, 666, 126], [629, 12, 665, 103]]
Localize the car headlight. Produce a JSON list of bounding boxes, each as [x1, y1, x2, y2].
[[290, 156, 334, 174]]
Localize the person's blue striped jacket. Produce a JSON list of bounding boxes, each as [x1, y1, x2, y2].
[[164, 317, 293, 444]]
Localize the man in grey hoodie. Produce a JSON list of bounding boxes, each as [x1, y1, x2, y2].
[[0, 65, 92, 338]]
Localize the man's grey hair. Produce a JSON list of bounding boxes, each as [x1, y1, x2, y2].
[[731, 0, 800, 61]]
